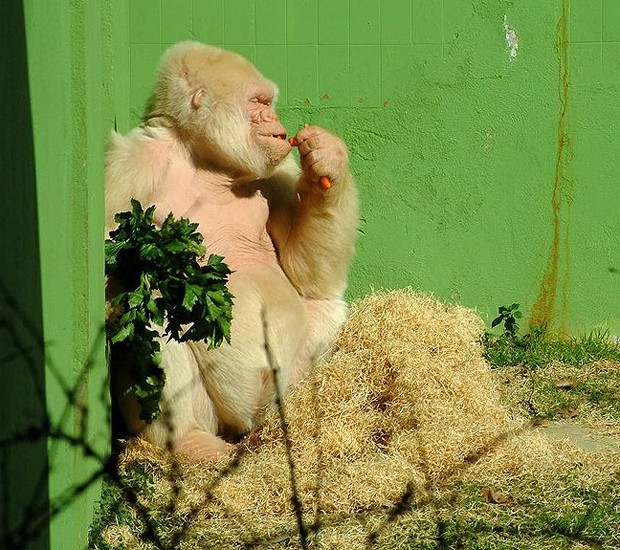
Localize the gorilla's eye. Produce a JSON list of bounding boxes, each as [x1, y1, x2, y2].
[[250, 95, 272, 107]]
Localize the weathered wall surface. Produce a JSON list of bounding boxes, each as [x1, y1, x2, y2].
[[116, 0, 620, 335]]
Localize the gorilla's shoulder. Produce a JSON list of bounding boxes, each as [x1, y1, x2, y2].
[[107, 126, 179, 171]]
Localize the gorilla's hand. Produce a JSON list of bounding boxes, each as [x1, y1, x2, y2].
[[294, 126, 349, 187]]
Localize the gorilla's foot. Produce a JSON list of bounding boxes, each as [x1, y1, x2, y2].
[[174, 429, 233, 461]]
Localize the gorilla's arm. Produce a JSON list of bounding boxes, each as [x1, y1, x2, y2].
[[266, 152, 359, 300]]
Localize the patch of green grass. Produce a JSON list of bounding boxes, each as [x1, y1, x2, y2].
[[501, 364, 620, 421], [89, 468, 157, 550], [433, 476, 620, 550], [484, 328, 620, 370]]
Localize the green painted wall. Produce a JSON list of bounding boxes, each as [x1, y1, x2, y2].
[[116, 0, 620, 336], [0, 1, 113, 548]]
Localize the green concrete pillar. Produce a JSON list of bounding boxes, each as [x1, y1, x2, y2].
[[1, 0, 117, 547]]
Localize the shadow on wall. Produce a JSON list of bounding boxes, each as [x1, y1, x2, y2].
[[0, 1, 50, 548]]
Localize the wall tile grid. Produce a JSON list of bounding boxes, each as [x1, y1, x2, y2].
[[129, 0, 442, 115], [571, 0, 620, 85], [128, 0, 620, 117]]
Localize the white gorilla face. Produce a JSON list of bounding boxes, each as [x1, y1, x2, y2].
[[149, 43, 293, 178]]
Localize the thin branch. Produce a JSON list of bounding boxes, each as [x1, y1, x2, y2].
[[261, 307, 309, 549]]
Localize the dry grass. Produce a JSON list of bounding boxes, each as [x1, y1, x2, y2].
[[96, 289, 620, 549]]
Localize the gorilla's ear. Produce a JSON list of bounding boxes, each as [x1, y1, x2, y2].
[[192, 88, 205, 110]]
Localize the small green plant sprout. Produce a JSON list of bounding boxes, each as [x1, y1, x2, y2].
[[105, 199, 233, 422], [491, 303, 522, 337]]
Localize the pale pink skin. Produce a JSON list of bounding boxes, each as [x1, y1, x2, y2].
[[106, 42, 358, 461]]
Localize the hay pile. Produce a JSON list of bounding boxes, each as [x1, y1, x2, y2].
[[224, 290, 530, 506], [112, 289, 584, 548]]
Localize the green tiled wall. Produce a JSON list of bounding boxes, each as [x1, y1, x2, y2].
[[121, 1, 620, 108], [114, 0, 620, 335]]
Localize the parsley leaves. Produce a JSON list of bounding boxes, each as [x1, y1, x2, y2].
[[105, 200, 233, 422]]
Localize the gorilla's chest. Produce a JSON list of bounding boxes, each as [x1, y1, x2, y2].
[[154, 162, 276, 267]]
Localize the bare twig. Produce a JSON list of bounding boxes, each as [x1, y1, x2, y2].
[[261, 307, 309, 549]]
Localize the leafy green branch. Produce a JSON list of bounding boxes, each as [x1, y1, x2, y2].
[[105, 199, 233, 422]]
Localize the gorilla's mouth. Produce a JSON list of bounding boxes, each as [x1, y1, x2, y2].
[[272, 133, 287, 141]]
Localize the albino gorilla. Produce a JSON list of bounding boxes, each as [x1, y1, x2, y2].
[[106, 42, 359, 461]]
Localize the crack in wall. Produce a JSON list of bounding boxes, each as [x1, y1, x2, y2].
[[529, 0, 573, 333]]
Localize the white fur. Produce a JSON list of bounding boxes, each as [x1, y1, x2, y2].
[[107, 42, 359, 460]]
